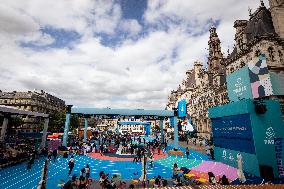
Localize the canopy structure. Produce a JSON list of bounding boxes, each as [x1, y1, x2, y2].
[[0, 105, 48, 117], [71, 107, 174, 117], [63, 106, 178, 149], [0, 105, 49, 149]]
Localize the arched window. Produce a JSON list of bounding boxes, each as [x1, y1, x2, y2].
[[255, 50, 261, 57], [268, 47, 275, 61], [279, 50, 283, 63]]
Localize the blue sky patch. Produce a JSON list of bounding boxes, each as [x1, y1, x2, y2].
[[20, 26, 81, 50], [120, 0, 147, 23]]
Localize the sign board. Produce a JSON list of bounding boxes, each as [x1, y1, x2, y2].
[[211, 113, 255, 154]]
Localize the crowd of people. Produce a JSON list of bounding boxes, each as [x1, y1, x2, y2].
[[60, 131, 232, 188], [0, 129, 234, 188], [0, 136, 45, 169]]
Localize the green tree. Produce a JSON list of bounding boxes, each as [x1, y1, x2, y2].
[[7, 116, 24, 135], [70, 114, 79, 130], [48, 111, 66, 133], [48, 112, 79, 133]]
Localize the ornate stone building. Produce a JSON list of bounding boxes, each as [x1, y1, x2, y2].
[[166, 0, 284, 139], [0, 90, 65, 132], [167, 27, 228, 139], [225, 0, 284, 114]]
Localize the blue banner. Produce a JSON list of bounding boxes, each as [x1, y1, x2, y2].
[[275, 138, 284, 177], [212, 113, 255, 154], [170, 117, 175, 128], [178, 99, 187, 118]]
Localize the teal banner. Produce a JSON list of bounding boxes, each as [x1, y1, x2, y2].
[[227, 66, 253, 102], [178, 99, 187, 118]]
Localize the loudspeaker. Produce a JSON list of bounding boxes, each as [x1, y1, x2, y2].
[[259, 165, 274, 181]]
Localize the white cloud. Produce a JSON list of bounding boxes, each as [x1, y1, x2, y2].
[[0, 0, 271, 109], [120, 19, 142, 36]]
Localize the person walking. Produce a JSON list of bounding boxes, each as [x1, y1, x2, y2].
[[186, 147, 190, 159]]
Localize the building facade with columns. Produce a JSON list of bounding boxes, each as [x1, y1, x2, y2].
[[0, 90, 65, 133], [166, 0, 284, 139]]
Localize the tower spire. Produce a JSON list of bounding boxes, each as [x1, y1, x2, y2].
[[260, 0, 265, 7], [208, 26, 223, 73]]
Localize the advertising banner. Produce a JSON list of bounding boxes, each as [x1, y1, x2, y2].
[[178, 99, 187, 118], [212, 113, 255, 154], [274, 138, 284, 177]]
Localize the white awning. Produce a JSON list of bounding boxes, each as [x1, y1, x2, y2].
[[0, 105, 49, 117]]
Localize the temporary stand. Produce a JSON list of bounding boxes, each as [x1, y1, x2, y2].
[[62, 107, 177, 147], [0, 105, 49, 149]]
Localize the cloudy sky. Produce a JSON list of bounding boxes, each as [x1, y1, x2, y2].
[[0, 0, 269, 109]]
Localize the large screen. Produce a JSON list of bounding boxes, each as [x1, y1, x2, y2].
[[212, 113, 255, 154]]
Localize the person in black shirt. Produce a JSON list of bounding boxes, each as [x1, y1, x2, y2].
[[68, 157, 75, 176], [186, 147, 190, 159]]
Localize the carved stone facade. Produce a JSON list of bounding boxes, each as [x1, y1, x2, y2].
[[269, 0, 284, 39], [166, 26, 228, 139], [0, 90, 65, 132], [166, 1, 284, 139], [225, 1, 284, 115]]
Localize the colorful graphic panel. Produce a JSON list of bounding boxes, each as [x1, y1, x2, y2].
[[227, 66, 253, 102], [248, 54, 273, 98], [211, 113, 255, 154]]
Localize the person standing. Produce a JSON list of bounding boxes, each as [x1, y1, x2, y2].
[[68, 156, 75, 176], [48, 150, 52, 161], [100, 144, 104, 156], [85, 164, 90, 184], [237, 153, 246, 184], [186, 136, 189, 145], [186, 147, 190, 159], [52, 149, 57, 162], [27, 155, 33, 170], [172, 163, 179, 180]]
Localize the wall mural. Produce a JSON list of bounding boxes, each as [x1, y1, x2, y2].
[[248, 54, 274, 98]]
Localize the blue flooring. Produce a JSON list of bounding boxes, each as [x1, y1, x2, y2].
[[0, 149, 208, 189]]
